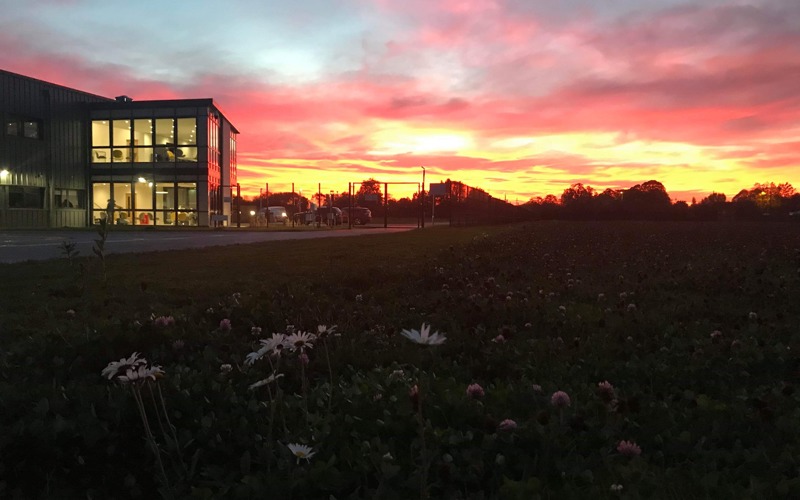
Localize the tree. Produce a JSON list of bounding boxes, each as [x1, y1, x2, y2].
[[356, 178, 383, 207], [622, 180, 671, 219]]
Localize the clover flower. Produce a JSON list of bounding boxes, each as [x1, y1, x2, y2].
[[492, 334, 506, 344], [251, 326, 262, 336], [466, 383, 485, 399], [616, 440, 642, 457], [409, 384, 420, 411], [287, 443, 316, 463], [219, 318, 232, 332], [551, 390, 571, 409], [597, 381, 615, 402], [532, 384, 543, 394], [498, 419, 517, 431], [400, 323, 446, 345], [154, 315, 175, 327]]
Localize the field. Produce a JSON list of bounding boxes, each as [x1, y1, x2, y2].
[[1, 221, 799, 499]]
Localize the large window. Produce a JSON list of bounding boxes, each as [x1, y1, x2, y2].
[[111, 119, 131, 162], [55, 189, 85, 209], [9, 186, 44, 208], [92, 120, 111, 163], [132, 119, 153, 162]]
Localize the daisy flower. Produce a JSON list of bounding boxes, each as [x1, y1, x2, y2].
[[400, 323, 446, 345], [287, 443, 316, 463]]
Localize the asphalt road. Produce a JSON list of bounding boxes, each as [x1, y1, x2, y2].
[[0, 225, 417, 264]]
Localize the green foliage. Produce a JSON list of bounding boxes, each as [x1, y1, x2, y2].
[[1, 221, 800, 498]]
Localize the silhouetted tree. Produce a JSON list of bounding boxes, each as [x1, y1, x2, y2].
[[560, 183, 595, 218], [622, 180, 671, 219]]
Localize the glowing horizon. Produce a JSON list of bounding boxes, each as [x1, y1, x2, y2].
[[2, 0, 799, 202]]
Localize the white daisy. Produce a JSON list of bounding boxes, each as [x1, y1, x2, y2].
[[286, 331, 316, 352], [400, 323, 446, 345], [287, 443, 316, 463], [101, 352, 147, 380]]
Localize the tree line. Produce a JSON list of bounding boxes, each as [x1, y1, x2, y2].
[[522, 181, 800, 220]]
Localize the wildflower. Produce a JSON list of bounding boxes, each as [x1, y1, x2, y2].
[[532, 384, 543, 394], [389, 369, 405, 381], [245, 333, 287, 365], [466, 383, 485, 399], [154, 315, 175, 327], [558, 305, 566, 314], [101, 352, 147, 380], [627, 303, 637, 312], [286, 331, 316, 352], [597, 381, 615, 402], [219, 318, 232, 332], [117, 364, 165, 384], [287, 443, 316, 464], [611, 484, 623, 493], [251, 326, 262, 336], [748, 311, 758, 321], [248, 373, 290, 390], [551, 391, 571, 409], [355, 294, 363, 302], [299, 352, 310, 366], [409, 384, 420, 411], [66, 309, 75, 317], [710, 330, 723, 343], [400, 323, 446, 346], [249, 372, 284, 390], [731, 339, 742, 349], [498, 419, 517, 431], [220, 364, 232, 374], [616, 440, 642, 457], [382, 452, 394, 461], [172, 340, 185, 351], [492, 334, 506, 344], [524, 322, 532, 328], [316, 324, 338, 339]]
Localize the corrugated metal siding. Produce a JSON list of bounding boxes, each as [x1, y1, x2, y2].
[[0, 70, 110, 228]]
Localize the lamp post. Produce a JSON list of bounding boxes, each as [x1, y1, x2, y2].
[[421, 166, 426, 228]]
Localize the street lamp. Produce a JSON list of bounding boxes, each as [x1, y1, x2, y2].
[[420, 166, 426, 228]]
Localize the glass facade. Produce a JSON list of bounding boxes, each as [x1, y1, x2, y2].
[[89, 108, 221, 226]]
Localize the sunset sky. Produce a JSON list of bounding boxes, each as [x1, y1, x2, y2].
[[2, 0, 799, 202]]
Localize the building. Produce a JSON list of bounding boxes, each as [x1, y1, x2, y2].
[[0, 69, 238, 228]]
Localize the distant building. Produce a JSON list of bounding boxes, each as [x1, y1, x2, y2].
[[0, 69, 238, 228]]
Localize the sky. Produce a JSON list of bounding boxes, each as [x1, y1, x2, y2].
[[2, 0, 799, 203]]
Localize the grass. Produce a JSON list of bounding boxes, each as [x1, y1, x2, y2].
[[2, 220, 800, 499]]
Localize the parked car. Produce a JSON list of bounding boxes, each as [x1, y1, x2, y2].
[[341, 206, 372, 225], [315, 206, 343, 225], [256, 206, 289, 225], [292, 207, 342, 225], [267, 206, 289, 224]]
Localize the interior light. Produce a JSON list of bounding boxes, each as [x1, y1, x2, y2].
[[138, 177, 146, 183], [0, 169, 9, 178]]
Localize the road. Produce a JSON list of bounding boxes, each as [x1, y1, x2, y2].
[[0, 225, 418, 264]]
